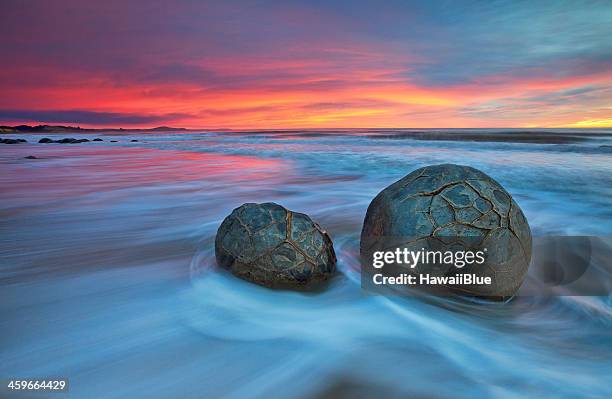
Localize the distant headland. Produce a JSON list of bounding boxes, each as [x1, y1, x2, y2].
[[0, 125, 190, 133]]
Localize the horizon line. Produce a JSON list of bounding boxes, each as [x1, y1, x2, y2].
[[3, 124, 612, 131]]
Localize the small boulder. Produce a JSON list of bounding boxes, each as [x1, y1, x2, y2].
[[24, 155, 38, 159], [130, 139, 139, 142], [39, 138, 54, 143], [17, 138, 27, 142], [110, 140, 118, 142], [215, 202, 336, 288], [93, 138, 103, 141], [1, 139, 20, 144], [57, 138, 77, 143]]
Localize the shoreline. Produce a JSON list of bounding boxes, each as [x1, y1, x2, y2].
[[3, 128, 612, 146]]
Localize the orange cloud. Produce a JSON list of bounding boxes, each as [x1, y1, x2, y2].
[[1, 52, 611, 129]]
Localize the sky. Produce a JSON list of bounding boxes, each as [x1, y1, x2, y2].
[[1, 0, 611, 129]]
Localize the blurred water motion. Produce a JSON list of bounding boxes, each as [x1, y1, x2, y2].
[[1, 130, 611, 398]]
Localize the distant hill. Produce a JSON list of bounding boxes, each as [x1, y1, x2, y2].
[[0, 125, 189, 133], [147, 126, 189, 131]]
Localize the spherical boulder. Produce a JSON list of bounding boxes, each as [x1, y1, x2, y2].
[[215, 202, 336, 288], [361, 164, 532, 300]]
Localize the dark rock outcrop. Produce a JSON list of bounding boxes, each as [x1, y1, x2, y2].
[[57, 138, 77, 143], [1, 138, 21, 144]]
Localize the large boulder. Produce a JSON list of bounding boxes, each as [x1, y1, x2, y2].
[[215, 202, 336, 288], [361, 164, 532, 300]]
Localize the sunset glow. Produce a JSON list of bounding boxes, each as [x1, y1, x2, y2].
[[1, 1, 611, 129]]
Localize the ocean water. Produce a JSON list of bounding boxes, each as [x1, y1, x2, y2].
[[1, 129, 611, 398]]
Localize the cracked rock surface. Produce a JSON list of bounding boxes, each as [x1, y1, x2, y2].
[[215, 202, 336, 288], [361, 164, 532, 299]]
